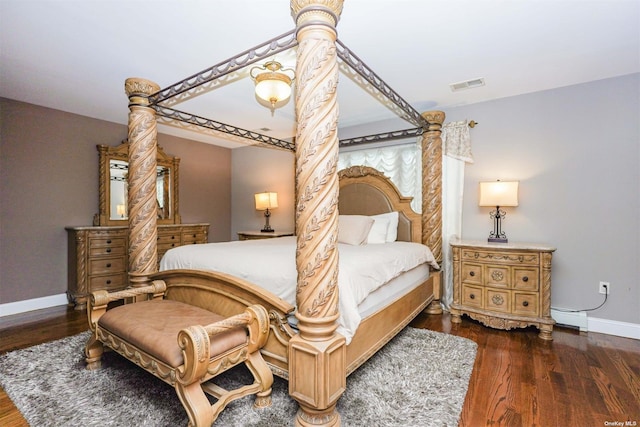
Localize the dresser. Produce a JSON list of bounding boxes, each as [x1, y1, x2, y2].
[[66, 223, 208, 310], [237, 230, 294, 240], [449, 239, 556, 340]]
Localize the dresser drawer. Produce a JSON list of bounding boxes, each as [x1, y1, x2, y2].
[[157, 233, 180, 245], [461, 263, 483, 284], [89, 273, 127, 291], [89, 245, 126, 258], [461, 284, 483, 308], [89, 236, 126, 248], [182, 231, 206, 244], [89, 257, 126, 275], [513, 267, 539, 291], [512, 292, 539, 316]]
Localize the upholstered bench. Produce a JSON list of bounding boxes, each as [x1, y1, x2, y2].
[[85, 280, 273, 427]]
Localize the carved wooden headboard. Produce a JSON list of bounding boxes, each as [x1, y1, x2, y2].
[[338, 166, 421, 243]]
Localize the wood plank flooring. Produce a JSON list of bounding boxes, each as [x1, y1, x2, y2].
[[1, 306, 638, 426]]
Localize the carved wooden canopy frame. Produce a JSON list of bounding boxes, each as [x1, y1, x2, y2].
[[123, 2, 444, 425]]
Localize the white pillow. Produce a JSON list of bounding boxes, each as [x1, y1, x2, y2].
[[370, 211, 399, 242], [366, 217, 390, 244], [338, 215, 374, 245]]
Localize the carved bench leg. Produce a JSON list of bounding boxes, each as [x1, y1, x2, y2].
[[175, 382, 214, 427], [245, 351, 274, 408], [84, 334, 104, 370]]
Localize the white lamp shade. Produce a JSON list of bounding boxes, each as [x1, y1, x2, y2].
[[479, 181, 519, 207], [255, 192, 278, 210], [116, 204, 126, 215]]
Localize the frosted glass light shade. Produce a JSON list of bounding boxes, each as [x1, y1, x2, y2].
[[479, 181, 519, 207], [254, 76, 292, 105], [255, 192, 278, 211]]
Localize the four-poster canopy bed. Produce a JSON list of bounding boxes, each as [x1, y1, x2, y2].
[[85, 1, 447, 426]]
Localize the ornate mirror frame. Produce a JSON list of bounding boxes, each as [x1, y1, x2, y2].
[[93, 140, 181, 226]]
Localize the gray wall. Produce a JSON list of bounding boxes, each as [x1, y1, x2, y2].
[[231, 146, 295, 238], [443, 73, 639, 324], [0, 98, 232, 305]]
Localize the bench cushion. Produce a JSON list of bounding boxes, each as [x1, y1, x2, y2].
[[98, 299, 247, 368]]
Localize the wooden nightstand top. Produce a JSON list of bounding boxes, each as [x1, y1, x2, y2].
[[237, 230, 294, 240], [450, 238, 556, 253]]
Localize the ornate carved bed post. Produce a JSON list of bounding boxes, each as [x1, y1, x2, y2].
[[421, 110, 445, 314], [125, 78, 160, 288], [290, 1, 345, 426]]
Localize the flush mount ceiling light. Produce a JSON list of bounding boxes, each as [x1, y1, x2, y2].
[[250, 60, 295, 114]]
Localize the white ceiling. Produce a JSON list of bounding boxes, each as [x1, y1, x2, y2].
[[1, 0, 638, 148]]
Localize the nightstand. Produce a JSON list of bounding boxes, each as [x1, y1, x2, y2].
[[237, 231, 294, 241], [449, 239, 556, 340]]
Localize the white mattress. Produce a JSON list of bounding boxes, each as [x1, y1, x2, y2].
[[160, 236, 438, 343]]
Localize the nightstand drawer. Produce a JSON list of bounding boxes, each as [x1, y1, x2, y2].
[[486, 289, 511, 313], [486, 265, 510, 288], [461, 263, 483, 284], [461, 284, 483, 308], [461, 249, 540, 266], [513, 267, 538, 291], [512, 292, 539, 316]]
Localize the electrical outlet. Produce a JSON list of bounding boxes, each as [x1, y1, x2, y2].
[[599, 281, 610, 295]]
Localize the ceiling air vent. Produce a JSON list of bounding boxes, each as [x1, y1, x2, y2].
[[449, 78, 486, 92]]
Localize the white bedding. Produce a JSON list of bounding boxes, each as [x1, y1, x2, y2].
[[159, 236, 439, 343]]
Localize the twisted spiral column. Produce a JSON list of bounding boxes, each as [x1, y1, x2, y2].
[[421, 110, 445, 314], [289, 1, 345, 426], [125, 78, 160, 287]]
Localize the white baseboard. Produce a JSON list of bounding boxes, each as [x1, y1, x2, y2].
[[588, 317, 640, 340], [0, 293, 68, 317], [551, 308, 588, 331]]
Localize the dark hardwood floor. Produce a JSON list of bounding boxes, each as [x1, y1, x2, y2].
[[1, 306, 638, 426]]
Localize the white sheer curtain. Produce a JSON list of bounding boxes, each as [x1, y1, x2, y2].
[[338, 142, 422, 212], [441, 120, 473, 308], [338, 122, 473, 309]]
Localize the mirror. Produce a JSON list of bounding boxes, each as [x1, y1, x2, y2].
[[94, 140, 181, 226]]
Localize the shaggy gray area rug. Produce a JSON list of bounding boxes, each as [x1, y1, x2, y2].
[[0, 327, 477, 426]]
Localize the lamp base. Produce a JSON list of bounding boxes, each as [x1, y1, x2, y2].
[[261, 228, 275, 233], [488, 237, 508, 243]]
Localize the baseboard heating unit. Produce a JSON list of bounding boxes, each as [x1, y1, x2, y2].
[[551, 308, 588, 331]]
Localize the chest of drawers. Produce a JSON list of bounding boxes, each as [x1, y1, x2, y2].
[[449, 240, 556, 340], [66, 223, 208, 310]]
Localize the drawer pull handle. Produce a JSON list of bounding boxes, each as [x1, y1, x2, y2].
[[171, 243, 175, 247], [106, 240, 111, 244], [522, 301, 529, 307], [469, 271, 475, 277], [492, 295, 505, 305], [469, 294, 475, 300], [106, 248, 111, 253], [171, 236, 175, 239], [106, 280, 111, 284], [106, 263, 111, 268], [523, 276, 529, 282], [192, 234, 196, 237]]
